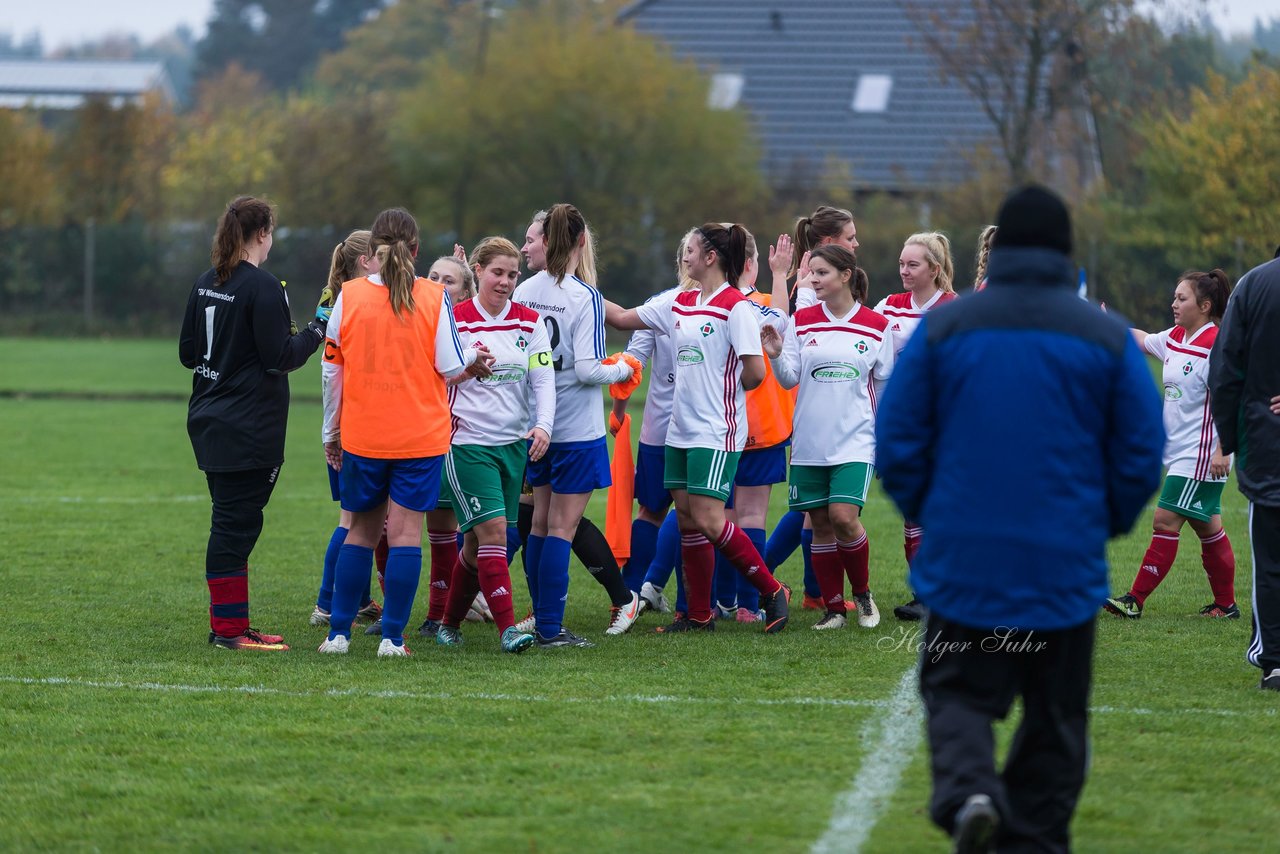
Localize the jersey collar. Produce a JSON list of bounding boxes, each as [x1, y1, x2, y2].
[[822, 300, 862, 324], [698, 282, 733, 305]]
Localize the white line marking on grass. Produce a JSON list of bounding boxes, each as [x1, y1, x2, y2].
[[2, 494, 320, 505], [812, 666, 923, 854]]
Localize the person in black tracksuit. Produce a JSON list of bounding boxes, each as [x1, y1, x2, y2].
[[1209, 252, 1280, 691], [178, 195, 326, 651]]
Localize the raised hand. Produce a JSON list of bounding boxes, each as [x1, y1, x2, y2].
[[760, 324, 783, 358]]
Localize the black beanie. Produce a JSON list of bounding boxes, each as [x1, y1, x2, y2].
[[992, 185, 1072, 256]]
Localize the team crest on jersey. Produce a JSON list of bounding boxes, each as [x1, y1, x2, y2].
[[700, 322, 715, 337], [855, 340, 869, 354], [1181, 361, 1193, 376], [515, 335, 528, 351]]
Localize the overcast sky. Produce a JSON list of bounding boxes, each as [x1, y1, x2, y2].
[[3, 0, 1276, 51]]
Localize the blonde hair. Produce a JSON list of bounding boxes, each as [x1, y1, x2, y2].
[[327, 229, 372, 297], [469, 236, 522, 275], [428, 256, 473, 300], [904, 231, 955, 294], [676, 229, 699, 290], [973, 225, 998, 289], [370, 208, 419, 319]]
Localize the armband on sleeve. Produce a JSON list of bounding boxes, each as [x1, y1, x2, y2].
[[529, 350, 552, 369]]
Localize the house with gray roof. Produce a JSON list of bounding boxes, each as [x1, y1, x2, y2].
[[618, 0, 1000, 191], [0, 60, 176, 111]]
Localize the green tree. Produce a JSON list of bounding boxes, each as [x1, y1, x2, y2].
[[0, 109, 60, 227]]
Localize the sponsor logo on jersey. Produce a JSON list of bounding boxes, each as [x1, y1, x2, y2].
[[677, 344, 705, 365], [810, 362, 861, 383], [855, 340, 869, 354], [193, 364, 220, 381], [700, 322, 715, 337], [805, 338, 818, 347], [1163, 383, 1183, 401], [480, 363, 528, 385], [1182, 361, 1194, 376]]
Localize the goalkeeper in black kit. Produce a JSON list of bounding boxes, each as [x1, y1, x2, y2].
[[178, 195, 327, 651]]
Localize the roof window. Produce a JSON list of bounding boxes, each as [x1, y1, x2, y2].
[[851, 74, 892, 113]]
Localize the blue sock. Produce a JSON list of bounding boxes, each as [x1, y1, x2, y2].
[[360, 574, 372, 609], [506, 525, 522, 565], [643, 509, 680, 588], [380, 546, 422, 645], [536, 536, 572, 639], [714, 551, 737, 611], [766, 510, 803, 570], [329, 543, 372, 640], [456, 530, 464, 550], [735, 527, 766, 612], [316, 525, 347, 611], [801, 529, 819, 598], [524, 534, 545, 616], [624, 518, 659, 592]]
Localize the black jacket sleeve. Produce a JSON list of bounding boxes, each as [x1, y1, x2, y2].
[[178, 284, 201, 369], [1209, 274, 1249, 456], [252, 276, 323, 375]]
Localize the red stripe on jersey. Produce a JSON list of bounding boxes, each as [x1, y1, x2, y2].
[[868, 374, 878, 416], [673, 304, 731, 321], [448, 385, 459, 440], [878, 308, 923, 319], [1196, 390, 1213, 480], [723, 350, 739, 452], [794, 324, 884, 342], [1167, 343, 1208, 359], [456, 321, 536, 334]]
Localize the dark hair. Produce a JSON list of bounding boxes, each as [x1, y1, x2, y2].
[[370, 208, 420, 319], [1179, 269, 1232, 321], [809, 244, 868, 304], [211, 195, 274, 284], [544, 203, 592, 284], [695, 222, 750, 288], [792, 205, 854, 276]]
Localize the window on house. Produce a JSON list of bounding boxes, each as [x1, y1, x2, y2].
[[708, 72, 744, 110], [851, 74, 893, 113]]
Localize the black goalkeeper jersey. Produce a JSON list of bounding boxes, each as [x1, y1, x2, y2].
[[179, 261, 323, 472]]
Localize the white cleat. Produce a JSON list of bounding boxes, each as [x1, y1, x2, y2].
[[640, 581, 671, 614], [317, 635, 350, 654], [514, 610, 537, 634], [309, 607, 331, 627], [605, 591, 643, 636], [812, 611, 848, 630], [465, 592, 494, 623], [852, 590, 880, 628], [377, 638, 412, 657]]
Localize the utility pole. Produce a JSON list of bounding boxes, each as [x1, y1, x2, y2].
[[84, 217, 95, 329]]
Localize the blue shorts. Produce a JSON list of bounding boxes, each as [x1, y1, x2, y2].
[[635, 442, 672, 512], [525, 437, 611, 494], [340, 451, 444, 513], [327, 463, 340, 502], [736, 443, 788, 487]]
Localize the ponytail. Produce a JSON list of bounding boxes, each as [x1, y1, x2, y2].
[[544, 203, 593, 285], [327, 229, 372, 298], [1181, 268, 1233, 321], [973, 225, 997, 289], [210, 195, 274, 284], [696, 222, 750, 288], [370, 208, 420, 319], [791, 205, 854, 276]]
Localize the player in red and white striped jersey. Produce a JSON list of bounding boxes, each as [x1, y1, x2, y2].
[[1105, 270, 1238, 619]]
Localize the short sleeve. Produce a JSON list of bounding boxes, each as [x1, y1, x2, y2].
[[728, 301, 762, 357], [636, 293, 676, 336], [1144, 327, 1173, 360]]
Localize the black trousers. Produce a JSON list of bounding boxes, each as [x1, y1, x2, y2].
[[1247, 502, 1280, 676], [919, 613, 1095, 854], [204, 466, 280, 575]]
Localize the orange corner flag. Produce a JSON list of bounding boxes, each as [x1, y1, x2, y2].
[[606, 412, 634, 562]]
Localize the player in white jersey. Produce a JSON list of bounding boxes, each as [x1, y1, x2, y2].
[[607, 222, 792, 634], [1105, 269, 1238, 619], [428, 237, 557, 654], [511, 204, 642, 648], [763, 245, 894, 630], [876, 232, 958, 622]]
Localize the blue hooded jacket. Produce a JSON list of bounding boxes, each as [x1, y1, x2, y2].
[[875, 246, 1165, 631]]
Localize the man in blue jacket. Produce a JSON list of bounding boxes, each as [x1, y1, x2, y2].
[[876, 186, 1164, 853]]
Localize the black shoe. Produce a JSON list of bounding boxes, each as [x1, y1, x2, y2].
[[1103, 593, 1142, 619], [762, 582, 791, 633], [952, 793, 999, 854], [1262, 669, 1280, 692], [1198, 602, 1240, 619], [418, 618, 441, 638], [363, 618, 383, 636], [894, 598, 925, 621], [536, 628, 596, 648], [654, 616, 715, 633]]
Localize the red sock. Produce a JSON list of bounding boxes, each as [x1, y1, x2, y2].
[[476, 544, 516, 632], [681, 530, 715, 623], [375, 531, 389, 595], [427, 530, 458, 622], [839, 532, 870, 595], [811, 542, 845, 611], [443, 555, 481, 628], [1200, 529, 1236, 606], [207, 565, 248, 638], [903, 523, 922, 566], [1130, 530, 1180, 604], [715, 521, 781, 596]]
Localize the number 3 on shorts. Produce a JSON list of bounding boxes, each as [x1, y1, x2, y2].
[[469, 496, 482, 514]]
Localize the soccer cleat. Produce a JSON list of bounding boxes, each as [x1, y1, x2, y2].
[[802, 594, 825, 611], [894, 598, 925, 621], [536, 628, 596, 648], [715, 602, 738, 620], [1103, 593, 1142, 619], [211, 628, 289, 651], [466, 592, 494, 623], [952, 793, 999, 854], [654, 616, 714, 633], [435, 625, 464, 646], [514, 610, 537, 634], [418, 618, 441, 638], [316, 635, 350, 654], [1197, 602, 1240, 619], [639, 581, 672, 614], [377, 638, 411, 657], [735, 607, 762, 624], [363, 618, 383, 636], [813, 610, 848, 630], [501, 625, 536, 654], [762, 582, 792, 633], [309, 607, 331, 627], [1262, 669, 1280, 692], [605, 591, 643, 636], [852, 590, 881, 628], [356, 600, 383, 623]]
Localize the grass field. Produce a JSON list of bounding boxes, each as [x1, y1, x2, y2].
[[1, 338, 1274, 852]]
